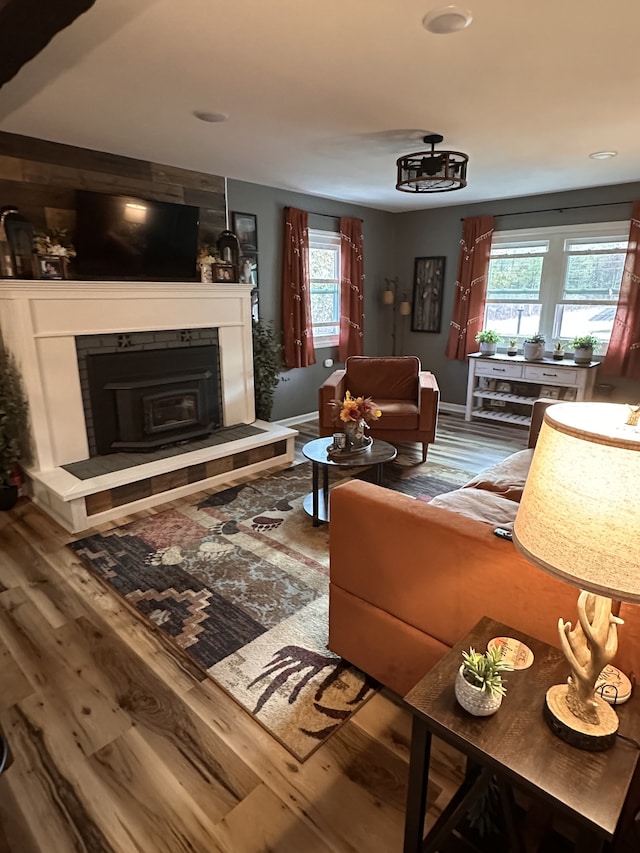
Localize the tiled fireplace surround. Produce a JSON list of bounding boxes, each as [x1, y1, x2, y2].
[[0, 281, 295, 533]]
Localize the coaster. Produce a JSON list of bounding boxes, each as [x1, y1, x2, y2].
[[595, 664, 632, 705], [487, 637, 534, 670]]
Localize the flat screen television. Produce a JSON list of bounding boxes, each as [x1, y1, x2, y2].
[[74, 190, 200, 281]]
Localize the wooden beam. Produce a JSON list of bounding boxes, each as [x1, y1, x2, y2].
[[0, 0, 97, 89]]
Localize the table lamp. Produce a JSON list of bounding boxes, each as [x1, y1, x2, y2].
[[513, 402, 640, 751]]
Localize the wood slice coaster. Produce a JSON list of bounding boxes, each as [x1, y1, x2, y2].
[[595, 664, 633, 706], [487, 636, 534, 670], [544, 684, 619, 751]]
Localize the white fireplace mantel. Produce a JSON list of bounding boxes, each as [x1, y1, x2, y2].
[[0, 281, 256, 472]]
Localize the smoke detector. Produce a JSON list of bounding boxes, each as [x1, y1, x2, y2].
[[422, 6, 473, 34]]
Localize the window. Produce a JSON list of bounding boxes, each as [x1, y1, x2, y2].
[[484, 222, 628, 353], [308, 229, 340, 347]]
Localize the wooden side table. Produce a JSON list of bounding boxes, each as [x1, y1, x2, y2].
[[403, 617, 640, 852]]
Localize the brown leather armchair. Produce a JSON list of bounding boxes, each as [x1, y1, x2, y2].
[[318, 356, 439, 462]]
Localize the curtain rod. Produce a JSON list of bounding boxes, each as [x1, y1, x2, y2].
[[460, 199, 635, 222], [307, 211, 340, 219]]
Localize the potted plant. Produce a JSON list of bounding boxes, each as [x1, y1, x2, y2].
[[523, 333, 545, 362], [455, 646, 511, 716], [475, 329, 501, 356], [553, 342, 565, 361], [0, 340, 29, 510], [570, 334, 599, 365], [506, 338, 518, 357], [252, 319, 283, 421]]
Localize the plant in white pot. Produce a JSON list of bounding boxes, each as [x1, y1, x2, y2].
[[475, 329, 501, 356], [455, 647, 511, 716], [522, 333, 545, 361], [570, 334, 599, 365]]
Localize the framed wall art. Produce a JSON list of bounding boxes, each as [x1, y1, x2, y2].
[[231, 212, 258, 253], [411, 256, 445, 333]]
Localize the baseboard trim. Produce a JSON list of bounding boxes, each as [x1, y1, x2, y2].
[[275, 412, 317, 427], [439, 401, 465, 415], [277, 405, 464, 424]]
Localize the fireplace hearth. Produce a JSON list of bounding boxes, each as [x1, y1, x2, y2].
[[87, 345, 222, 455]]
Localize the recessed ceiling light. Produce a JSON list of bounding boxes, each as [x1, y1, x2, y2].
[[422, 5, 473, 34], [589, 151, 617, 160], [193, 110, 228, 123]]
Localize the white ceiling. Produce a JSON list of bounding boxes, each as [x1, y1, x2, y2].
[[1, 0, 639, 212]]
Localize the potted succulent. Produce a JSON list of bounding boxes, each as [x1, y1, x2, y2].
[[571, 334, 599, 365], [455, 646, 511, 716], [523, 333, 545, 362], [506, 338, 518, 357], [475, 329, 501, 356], [552, 342, 565, 361], [0, 340, 29, 510]]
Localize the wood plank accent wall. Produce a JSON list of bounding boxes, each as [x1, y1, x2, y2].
[[0, 131, 226, 253]]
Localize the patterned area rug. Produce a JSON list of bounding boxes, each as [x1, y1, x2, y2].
[[69, 460, 470, 761]]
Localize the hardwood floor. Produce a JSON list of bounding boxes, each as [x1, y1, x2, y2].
[[0, 413, 527, 852]]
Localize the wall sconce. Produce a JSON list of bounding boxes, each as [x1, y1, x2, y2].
[[384, 277, 411, 355]]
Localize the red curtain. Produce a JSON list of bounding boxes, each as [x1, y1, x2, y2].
[[601, 202, 640, 379], [445, 216, 495, 361], [338, 217, 365, 361], [282, 207, 315, 368]]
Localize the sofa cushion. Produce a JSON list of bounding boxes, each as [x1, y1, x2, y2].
[[429, 488, 519, 528], [462, 449, 534, 503]]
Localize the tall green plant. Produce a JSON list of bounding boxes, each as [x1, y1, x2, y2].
[[0, 341, 29, 484], [252, 319, 283, 421]]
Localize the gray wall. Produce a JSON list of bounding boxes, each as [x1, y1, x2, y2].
[[395, 181, 640, 406], [227, 179, 396, 420], [229, 178, 640, 419]]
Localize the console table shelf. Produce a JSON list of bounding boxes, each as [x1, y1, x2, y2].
[[465, 353, 599, 425], [471, 408, 532, 426]]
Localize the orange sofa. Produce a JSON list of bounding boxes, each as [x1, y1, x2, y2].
[[318, 356, 439, 462], [328, 435, 640, 698]]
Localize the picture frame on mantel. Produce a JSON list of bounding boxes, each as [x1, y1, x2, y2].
[[212, 261, 236, 282], [231, 212, 258, 253], [39, 255, 66, 280], [411, 256, 445, 333]]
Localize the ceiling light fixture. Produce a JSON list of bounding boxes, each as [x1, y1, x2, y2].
[[589, 150, 617, 160], [396, 133, 469, 193], [193, 110, 228, 123], [422, 5, 473, 34]]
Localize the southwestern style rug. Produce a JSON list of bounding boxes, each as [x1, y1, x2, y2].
[[69, 460, 471, 761]]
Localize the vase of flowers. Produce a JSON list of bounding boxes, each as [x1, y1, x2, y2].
[[329, 391, 382, 452]]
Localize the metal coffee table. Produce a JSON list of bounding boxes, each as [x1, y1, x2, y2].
[[301, 436, 397, 526]]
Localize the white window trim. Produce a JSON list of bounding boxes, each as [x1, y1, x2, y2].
[[487, 220, 628, 351], [308, 228, 341, 349]]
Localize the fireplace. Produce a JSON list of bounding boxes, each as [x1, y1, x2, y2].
[[0, 281, 296, 534], [86, 345, 222, 455]]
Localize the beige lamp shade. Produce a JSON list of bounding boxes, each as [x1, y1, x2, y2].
[[399, 299, 411, 316], [383, 288, 394, 305], [513, 402, 640, 604]]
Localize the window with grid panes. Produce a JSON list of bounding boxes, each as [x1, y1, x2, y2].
[[484, 222, 628, 353], [308, 229, 340, 347]]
